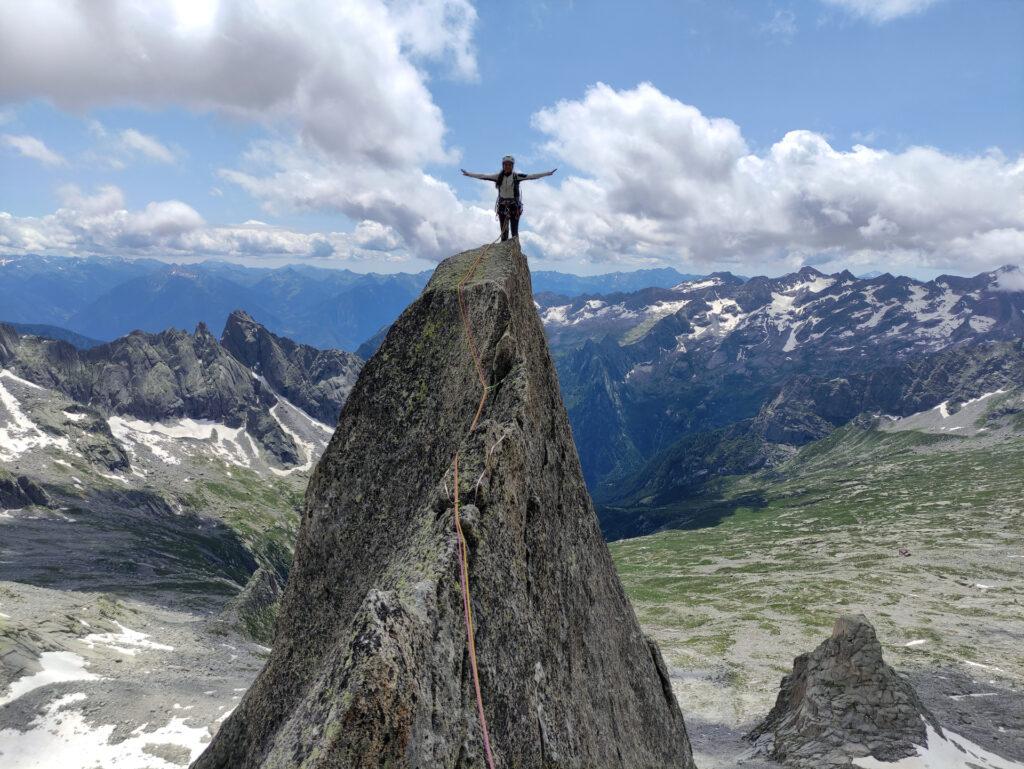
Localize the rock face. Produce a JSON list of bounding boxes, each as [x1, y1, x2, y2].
[[0, 471, 49, 508], [749, 614, 941, 767], [220, 309, 362, 426], [211, 566, 283, 644], [598, 338, 1024, 538], [192, 240, 695, 769], [0, 321, 300, 464]]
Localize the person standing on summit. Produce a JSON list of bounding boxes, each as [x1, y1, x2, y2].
[[462, 156, 557, 242]]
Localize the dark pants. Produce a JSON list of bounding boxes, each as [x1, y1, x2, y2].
[[497, 199, 521, 241]]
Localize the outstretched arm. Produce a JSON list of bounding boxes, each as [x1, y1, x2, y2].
[[519, 168, 558, 181], [461, 169, 500, 181]]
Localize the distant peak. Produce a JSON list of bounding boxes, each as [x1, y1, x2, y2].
[[226, 308, 257, 325]]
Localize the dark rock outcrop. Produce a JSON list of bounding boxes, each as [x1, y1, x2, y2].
[[749, 614, 940, 767], [193, 240, 695, 768], [0, 471, 49, 509], [211, 566, 283, 644], [220, 309, 362, 426]]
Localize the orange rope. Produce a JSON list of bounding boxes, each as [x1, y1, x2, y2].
[[451, 238, 500, 768]]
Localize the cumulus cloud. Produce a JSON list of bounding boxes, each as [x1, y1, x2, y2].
[[0, 184, 399, 261], [2, 133, 65, 166], [0, 0, 473, 169], [522, 82, 1024, 274], [219, 140, 494, 260], [0, 0, 485, 261], [819, 0, 942, 23]]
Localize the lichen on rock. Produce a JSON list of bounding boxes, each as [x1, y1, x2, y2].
[[192, 240, 695, 769], [748, 614, 942, 768]]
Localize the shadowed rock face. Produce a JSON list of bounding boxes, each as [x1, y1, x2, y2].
[[192, 240, 696, 769], [749, 614, 941, 768], [220, 309, 362, 426]]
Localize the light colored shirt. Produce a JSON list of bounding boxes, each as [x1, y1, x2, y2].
[[498, 173, 516, 199]]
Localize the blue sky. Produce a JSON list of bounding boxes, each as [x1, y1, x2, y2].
[[1, 0, 1022, 277]]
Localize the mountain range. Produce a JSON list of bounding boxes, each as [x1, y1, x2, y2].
[[5, 253, 1022, 536], [0, 254, 696, 352], [536, 265, 1024, 529]]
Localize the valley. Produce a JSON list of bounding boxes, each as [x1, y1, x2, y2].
[[612, 396, 1024, 765]]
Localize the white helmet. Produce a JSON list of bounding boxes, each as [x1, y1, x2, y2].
[[502, 155, 515, 164]]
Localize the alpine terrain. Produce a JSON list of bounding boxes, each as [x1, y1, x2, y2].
[[0, 313, 360, 766]]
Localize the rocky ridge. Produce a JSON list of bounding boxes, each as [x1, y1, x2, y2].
[[220, 309, 361, 426], [544, 265, 1024, 488]]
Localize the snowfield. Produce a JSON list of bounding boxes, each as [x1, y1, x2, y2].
[[82, 621, 175, 656], [107, 416, 257, 468], [0, 371, 71, 461]]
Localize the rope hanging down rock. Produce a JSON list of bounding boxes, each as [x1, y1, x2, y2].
[[451, 237, 502, 769]]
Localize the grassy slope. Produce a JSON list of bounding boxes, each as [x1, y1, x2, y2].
[[610, 425, 1024, 726]]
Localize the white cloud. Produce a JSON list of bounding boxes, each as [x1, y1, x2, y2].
[[990, 265, 1024, 293], [522, 82, 1024, 274], [57, 184, 126, 214], [1, 133, 65, 166], [119, 129, 176, 163], [0, 0, 482, 262], [388, 0, 479, 80], [219, 139, 494, 260], [0, 184, 402, 262], [820, 0, 941, 23], [0, 0, 474, 169]]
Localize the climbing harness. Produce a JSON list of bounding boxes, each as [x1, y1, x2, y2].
[[450, 236, 502, 769]]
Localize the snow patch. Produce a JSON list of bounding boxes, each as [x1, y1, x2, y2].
[[268, 397, 331, 475], [852, 720, 1023, 768], [82, 621, 174, 656], [108, 416, 255, 468], [961, 389, 1006, 407], [969, 315, 997, 333], [673, 277, 721, 291], [0, 652, 98, 707], [0, 370, 44, 390], [688, 298, 745, 340], [541, 304, 570, 324], [0, 692, 211, 769], [0, 371, 71, 461]]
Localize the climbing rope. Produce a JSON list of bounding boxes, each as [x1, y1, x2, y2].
[[450, 236, 501, 769]]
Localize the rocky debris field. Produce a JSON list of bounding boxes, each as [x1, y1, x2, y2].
[[0, 581, 267, 768]]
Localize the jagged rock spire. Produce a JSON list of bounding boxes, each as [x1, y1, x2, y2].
[[749, 614, 942, 768], [192, 239, 695, 768]]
